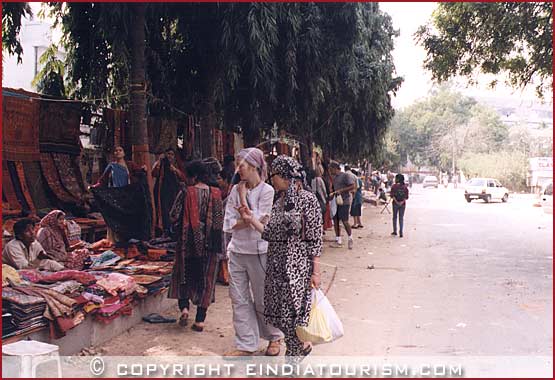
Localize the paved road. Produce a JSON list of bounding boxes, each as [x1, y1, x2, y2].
[[317, 185, 552, 357], [100, 185, 552, 364]]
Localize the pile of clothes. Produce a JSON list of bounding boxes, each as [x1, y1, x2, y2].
[[2, 236, 177, 340], [2, 288, 48, 338]]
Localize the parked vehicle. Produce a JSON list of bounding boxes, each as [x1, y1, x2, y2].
[[422, 175, 439, 188], [464, 178, 509, 203]]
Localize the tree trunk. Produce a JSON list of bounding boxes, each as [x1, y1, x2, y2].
[[129, 3, 154, 237]]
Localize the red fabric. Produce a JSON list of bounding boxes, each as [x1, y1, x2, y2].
[[2, 91, 41, 161], [15, 162, 36, 213], [2, 161, 23, 215], [324, 200, 333, 229], [39, 270, 97, 285]]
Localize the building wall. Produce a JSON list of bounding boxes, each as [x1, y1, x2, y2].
[[2, 17, 63, 92]]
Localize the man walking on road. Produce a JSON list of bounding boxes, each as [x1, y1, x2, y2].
[[390, 173, 409, 238], [329, 161, 356, 249]]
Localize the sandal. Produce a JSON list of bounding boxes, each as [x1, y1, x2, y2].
[[178, 310, 189, 327], [265, 340, 281, 356], [302, 343, 313, 357], [142, 313, 176, 324], [191, 322, 204, 332]]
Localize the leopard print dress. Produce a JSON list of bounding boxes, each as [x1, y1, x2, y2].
[[262, 189, 323, 356]]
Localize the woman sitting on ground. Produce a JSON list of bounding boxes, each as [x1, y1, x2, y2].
[[36, 210, 91, 270]]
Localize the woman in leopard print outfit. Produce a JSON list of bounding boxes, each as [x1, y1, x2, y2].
[[238, 155, 322, 359]]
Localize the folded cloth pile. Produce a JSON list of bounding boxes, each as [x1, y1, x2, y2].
[[94, 296, 133, 324], [90, 250, 121, 268], [50, 280, 83, 295], [2, 313, 17, 337], [96, 273, 137, 296], [2, 288, 48, 337], [10, 284, 78, 339]]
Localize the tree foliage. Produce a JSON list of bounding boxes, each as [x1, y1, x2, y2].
[[32, 44, 66, 97], [37, 3, 401, 158], [386, 86, 509, 171], [416, 2, 553, 98], [2, 2, 32, 63]]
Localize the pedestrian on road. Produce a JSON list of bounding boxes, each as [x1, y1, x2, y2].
[[328, 161, 356, 249], [351, 170, 364, 229], [223, 148, 284, 357], [390, 173, 409, 238], [168, 160, 223, 332], [238, 155, 322, 360]]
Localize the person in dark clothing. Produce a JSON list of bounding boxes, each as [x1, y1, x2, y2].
[[390, 173, 409, 238], [152, 148, 186, 237]]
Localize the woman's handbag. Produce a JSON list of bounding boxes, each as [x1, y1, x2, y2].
[[296, 288, 344, 344]]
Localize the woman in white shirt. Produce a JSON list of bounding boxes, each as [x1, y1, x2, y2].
[[223, 148, 284, 357]]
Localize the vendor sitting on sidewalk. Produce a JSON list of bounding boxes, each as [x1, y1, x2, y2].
[[2, 218, 64, 271], [37, 210, 91, 270]]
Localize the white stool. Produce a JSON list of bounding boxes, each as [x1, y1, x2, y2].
[[2, 340, 62, 378]]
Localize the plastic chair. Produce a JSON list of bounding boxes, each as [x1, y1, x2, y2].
[[2, 340, 62, 378]]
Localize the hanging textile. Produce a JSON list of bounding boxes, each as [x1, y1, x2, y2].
[[23, 162, 54, 211], [6, 161, 32, 213], [2, 90, 41, 161], [233, 132, 244, 154], [51, 153, 85, 200], [148, 117, 178, 154], [91, 173, 153, 242], [2, 161, 22, 215], [14, 162, 36, 214], [39, 153, 77, 204], [213, 129, 224, 163], [39, 100, 82, 155], [224, 131, 235, 157]]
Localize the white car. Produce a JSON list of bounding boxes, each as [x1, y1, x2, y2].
[[422, 175, 439, 188], [464, 178, 509, 203], [541, 182, 553, 214]]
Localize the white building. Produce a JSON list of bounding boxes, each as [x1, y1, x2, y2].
[[2, 6, 63, 92], [527, 157, 553, 193]]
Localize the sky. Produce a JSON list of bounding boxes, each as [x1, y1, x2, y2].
[[379, 2, 549, 110]]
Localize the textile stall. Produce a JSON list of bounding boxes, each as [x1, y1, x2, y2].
[[2, 238, 176, 343]]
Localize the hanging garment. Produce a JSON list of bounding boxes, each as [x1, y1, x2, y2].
[[91, 173, 153, 242]]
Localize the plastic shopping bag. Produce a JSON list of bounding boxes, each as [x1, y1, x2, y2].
[[330, 197, 337, 218], [296, 288, 344, 344]]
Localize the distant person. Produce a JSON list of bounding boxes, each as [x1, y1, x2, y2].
[[329, 161, 356, 249], [378, 187, 388, 204], [390, 174, 409, 238], [310, 169, 328, 224], [351, 170, 364, 229]]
